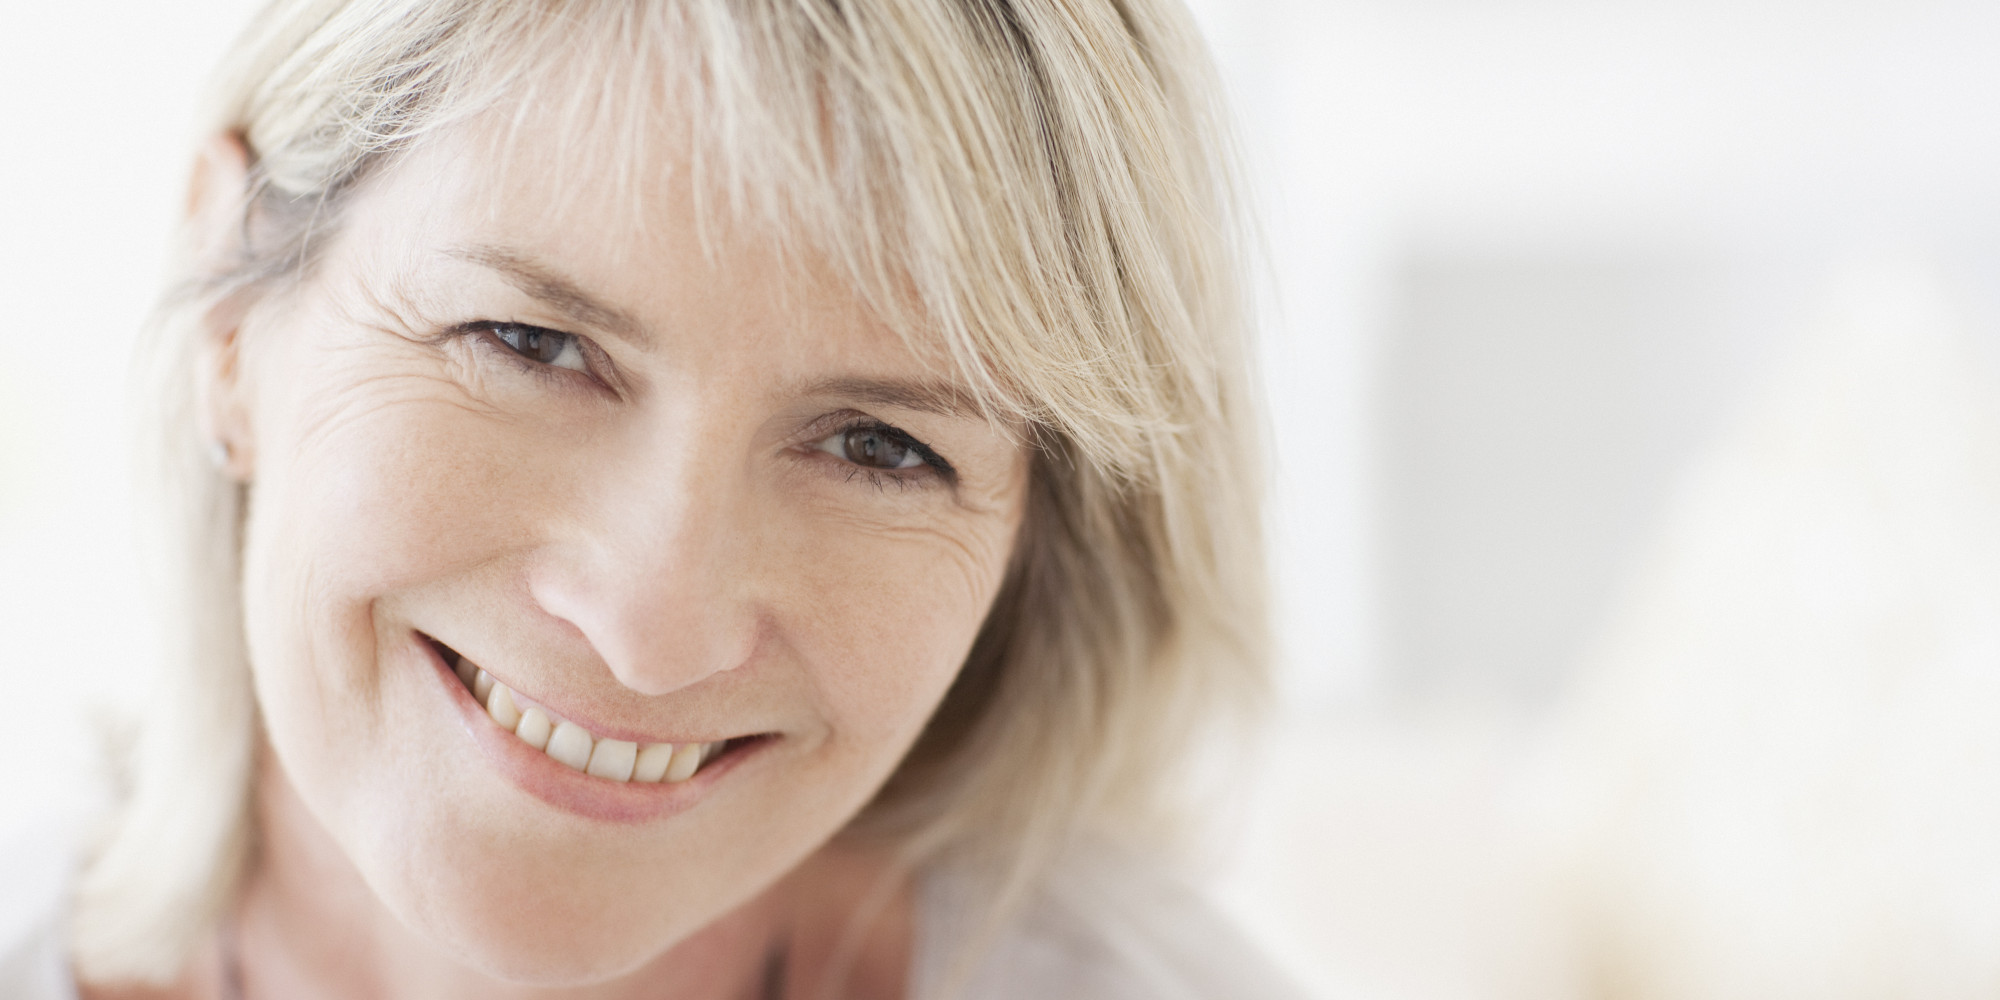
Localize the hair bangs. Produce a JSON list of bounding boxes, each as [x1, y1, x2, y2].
[[231, 0, 1227, 479]]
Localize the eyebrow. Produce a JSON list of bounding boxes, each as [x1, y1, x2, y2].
[[444, 244, 652, 350], [793, 375, 988, 421]]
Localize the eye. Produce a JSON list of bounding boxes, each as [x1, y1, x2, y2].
[[815, 424, 931, 471], [488, 322, 587, 372]]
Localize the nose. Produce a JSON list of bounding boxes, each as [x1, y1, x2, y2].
[[528, 455, 764, 697]]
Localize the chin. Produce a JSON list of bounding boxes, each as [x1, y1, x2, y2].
[[357, 813, 731, 986], [412, 878, 707, 985]]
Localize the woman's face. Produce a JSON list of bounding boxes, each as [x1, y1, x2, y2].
[[214, 123, 1027, 981]]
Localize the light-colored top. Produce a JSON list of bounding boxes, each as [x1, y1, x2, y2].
[[0, 823, 77, 1000], [0, 824, 1303, 999]]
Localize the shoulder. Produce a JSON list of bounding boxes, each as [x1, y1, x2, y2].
[[913, 846, 1307, 1000], [0, 820, 81, 1000]]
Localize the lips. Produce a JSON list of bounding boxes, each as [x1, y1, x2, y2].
[[444, 642, 729, 784], [418, 634, 773, 823]]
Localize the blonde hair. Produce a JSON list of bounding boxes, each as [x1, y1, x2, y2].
[[73, 0, 1266, 983]]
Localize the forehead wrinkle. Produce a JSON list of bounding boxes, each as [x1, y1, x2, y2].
[[444, 243, 654, 351]]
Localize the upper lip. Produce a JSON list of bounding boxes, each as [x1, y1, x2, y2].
[[423, 633, 764, 746]]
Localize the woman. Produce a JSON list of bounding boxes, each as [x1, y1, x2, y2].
[[10, 0, 1292, 996]]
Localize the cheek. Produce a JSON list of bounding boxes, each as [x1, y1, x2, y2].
[[245, 320, 574, 616], [237, 355, 553, 796], [770, 506, 1019, 756]]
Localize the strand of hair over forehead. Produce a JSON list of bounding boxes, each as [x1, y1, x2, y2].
[[219, 0, 1247, 495]]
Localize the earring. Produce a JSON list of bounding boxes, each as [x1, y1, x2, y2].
[[208, 438, 233, 471]]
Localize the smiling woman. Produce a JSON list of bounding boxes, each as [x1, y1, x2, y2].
[[14, 1, 1292, 998]]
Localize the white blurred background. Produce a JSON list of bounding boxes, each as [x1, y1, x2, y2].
[[9, 2, 2000, 998]]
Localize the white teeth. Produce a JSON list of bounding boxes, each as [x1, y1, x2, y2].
[[450, 656, 730, 782], [586, 739, 638, 782], [664, 742, 704, 783], [515, 707, 552, 751], [633, 743, 675, 783], [545, 721, 593, 771], [486, 683, 522, 730]]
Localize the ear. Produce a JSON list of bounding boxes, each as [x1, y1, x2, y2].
[[187, 132, 259, 482]]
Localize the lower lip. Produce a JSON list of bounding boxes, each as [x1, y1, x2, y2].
[[419, 637, 771, 824]]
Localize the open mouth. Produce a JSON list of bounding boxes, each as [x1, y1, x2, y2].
[[426, 636, 759, 785]]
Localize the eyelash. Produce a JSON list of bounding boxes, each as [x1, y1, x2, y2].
[[459, 320, 957, 490]]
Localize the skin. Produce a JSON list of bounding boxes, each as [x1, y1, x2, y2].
[[88, 117, 1028, 999]]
